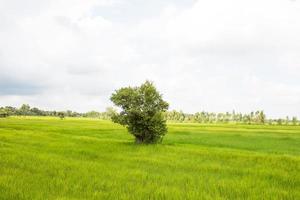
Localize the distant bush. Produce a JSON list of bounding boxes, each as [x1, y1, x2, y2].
[[0, 112, 9, 118], [292, 117, 298, 125], [57, 112, 65, 120], [0, 107, 9, 118], [85, 107, 117, 119]]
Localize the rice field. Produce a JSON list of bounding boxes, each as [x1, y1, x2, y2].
[[0, 117, 299, 200]]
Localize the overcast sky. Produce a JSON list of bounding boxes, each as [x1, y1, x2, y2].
[[0, 0, 300, 118]]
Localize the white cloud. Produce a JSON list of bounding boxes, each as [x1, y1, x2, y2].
[[0, 0, 299, 118]]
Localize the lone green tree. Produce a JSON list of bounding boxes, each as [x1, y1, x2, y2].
[[110, 81, 169, 144]]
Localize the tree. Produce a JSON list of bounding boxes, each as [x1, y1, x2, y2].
[[57, 112, 65, 120], [258, 111, 266, 124], [285, 116, 290, 125], [0, 108, 9, 118], [19, 104, 31, 115], [85, 111, 101, 118], [105, 107, 117, 120], [110, 81, 169, 144], [277, 119, 283, 125], [292, 117, 298, 125], [31, 107, 44, 116]]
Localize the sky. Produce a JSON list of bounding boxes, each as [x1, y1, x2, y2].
[[0, 0, 300, 118]]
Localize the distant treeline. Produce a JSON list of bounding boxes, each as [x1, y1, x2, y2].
[[0, 104, 115, 120], [0, 104, 299, 125], [165, 110, 299, 125]]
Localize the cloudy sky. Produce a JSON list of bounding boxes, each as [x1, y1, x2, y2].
[[0, 0, 299, 118]]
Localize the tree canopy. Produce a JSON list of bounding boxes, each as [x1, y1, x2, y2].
[[110, 81, 169, 144]]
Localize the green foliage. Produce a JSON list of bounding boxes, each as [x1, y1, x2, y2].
[[0, 104, 115, 119], [19, 104, 31, 115], [166, 110, 274, 124], [84, 107, 116, 119], [105, 107, 117, 119], [292, 117, 298, 125], [0, 117, 299, 200], [110, 81, 169, 143], [0, 109, 9, 118], [57, 112, 65, 120], [85, 111, 101, 118]]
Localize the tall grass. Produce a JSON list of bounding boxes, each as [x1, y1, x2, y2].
[[0, 117, 299, 199]]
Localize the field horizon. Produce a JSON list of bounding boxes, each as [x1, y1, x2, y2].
[[0, 116, 299, 199]]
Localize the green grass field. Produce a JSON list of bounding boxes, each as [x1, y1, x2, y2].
[[0, 117, 299, 200]]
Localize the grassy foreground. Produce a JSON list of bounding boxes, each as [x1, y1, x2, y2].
[[0, 117, 299, 200]]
